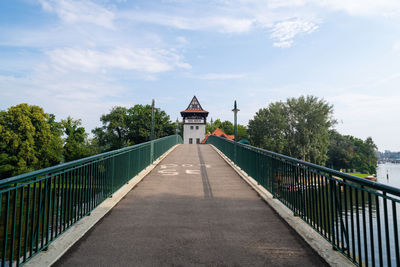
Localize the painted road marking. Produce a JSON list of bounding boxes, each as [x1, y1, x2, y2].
[[158, 164, 211, 176]]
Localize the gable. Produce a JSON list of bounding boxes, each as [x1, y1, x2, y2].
[[186, 96, 204, 111]]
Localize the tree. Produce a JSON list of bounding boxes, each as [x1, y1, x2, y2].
[[62, 117, 94, 162], [248, 96, 335, 165], [237, 124, 249, 141], [93, 104, 175, 152], [0, 104, 63, 178], [326, 131, 378, 174]]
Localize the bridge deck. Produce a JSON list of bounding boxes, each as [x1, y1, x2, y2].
[[55, 144, 327, 266]]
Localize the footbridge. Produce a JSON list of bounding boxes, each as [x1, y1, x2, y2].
[[1, 135, 399, 266]]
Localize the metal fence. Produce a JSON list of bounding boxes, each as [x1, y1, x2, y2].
[[207, 135, 400, 267], [0, 135, 182, 266]]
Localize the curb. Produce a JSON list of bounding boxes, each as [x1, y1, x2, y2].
[[209, 144, 352, 267], [25, 144, 180, 267]]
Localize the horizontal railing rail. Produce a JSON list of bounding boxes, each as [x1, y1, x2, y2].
[[0, 134, 182, 266], [207, 135, 400, 267]]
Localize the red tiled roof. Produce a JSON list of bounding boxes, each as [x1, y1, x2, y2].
[[201, 128, 235, 144]]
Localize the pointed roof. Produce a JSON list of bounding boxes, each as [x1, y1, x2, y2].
[[181, 96, 208, 114]]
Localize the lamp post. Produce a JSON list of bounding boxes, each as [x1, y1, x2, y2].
[[210, 118, 213, 133], [151, 99, 156, 141], [150, 99, 157, 162], [232, 100, 240, 163]]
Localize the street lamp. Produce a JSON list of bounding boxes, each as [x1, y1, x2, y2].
[[150, 99, 156, 141], [150, 99, 159, 162], [232, 100, 240, 162]]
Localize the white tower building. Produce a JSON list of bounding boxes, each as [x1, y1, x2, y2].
[[181, 96, 209, 144]]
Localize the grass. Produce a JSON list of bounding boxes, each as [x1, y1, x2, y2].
[[346, 172, 372, 178]]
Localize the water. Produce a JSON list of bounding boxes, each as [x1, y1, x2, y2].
[[298, 164, 400, 266], [347, 163, 400, 266], [377, 163, 400, 190]]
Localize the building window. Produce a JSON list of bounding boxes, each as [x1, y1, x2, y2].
[[196, 138, 200, 144], [190, 126, 194, 130], [196, 126, 199, 130], [189, 138, 193, 144]]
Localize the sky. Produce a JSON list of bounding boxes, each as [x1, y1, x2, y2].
[[0, 0, 400, 151]]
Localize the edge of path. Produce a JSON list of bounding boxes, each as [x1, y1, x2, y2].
[[210, 144, 353, 267], [25, 144, 180, 267]]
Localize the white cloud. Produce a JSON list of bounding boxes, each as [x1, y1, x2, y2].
[[45, 47, 191, 73], [270, 18, 318, 47], [190, 73, 245, 80], [120, 11, 253, 33], [39, 0, 115, 29], [314, 0, 400, 17]]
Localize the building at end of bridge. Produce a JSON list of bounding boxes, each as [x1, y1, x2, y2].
[[181, 96, 209, 144]]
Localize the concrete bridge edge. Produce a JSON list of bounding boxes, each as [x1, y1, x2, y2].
[[25, 144, 181, 267], [209, 144, 353, 267]]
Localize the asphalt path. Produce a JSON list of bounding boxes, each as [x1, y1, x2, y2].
[[55, 144, 327, 267]]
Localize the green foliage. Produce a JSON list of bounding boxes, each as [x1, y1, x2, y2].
[[206, 119, 249, 140], [248, 96, 335, 165], [0, 104, 63, 178], [62, 117, 94, 162], [93, 104, 175, 152], [326, 130, 378, 174]]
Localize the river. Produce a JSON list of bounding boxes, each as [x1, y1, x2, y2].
[[346, 163, 400, 266], [377, 163, 400, 189]]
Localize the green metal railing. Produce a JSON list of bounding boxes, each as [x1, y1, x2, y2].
[[0, 135, 182, 266], [207, 135, 400, 267]]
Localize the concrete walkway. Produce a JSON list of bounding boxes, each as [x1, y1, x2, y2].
[[55, 145, 327, 267]]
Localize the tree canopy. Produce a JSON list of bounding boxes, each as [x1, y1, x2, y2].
[[248, 96, 335, 165], [0, 104, 64, 178], [326, 130, 378, 174], [62, 117, 95, 162], [93, 104, 175, 152]]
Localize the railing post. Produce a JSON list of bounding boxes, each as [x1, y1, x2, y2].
[[110, 157, 115, 197]]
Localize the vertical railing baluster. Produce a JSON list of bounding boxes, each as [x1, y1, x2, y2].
[[392, 200, 399, 266], [349, 186, 356, 263], [2, 191, 10, 266], [41, 178, 48, 248], [17, 187, 25, 266], [355, 188, 362, 266], [343, 183, 350, 258], [55, 175, 61, 237], [375, 195, 383, 267], [36, 180, 42, 252], [361, 188, 368, 267], [23, 184, 31, 262], [383, 193, 391, 267], [10, 189, 18, 266], [29, 182, 36, 257], [368, 192, 375, 267]]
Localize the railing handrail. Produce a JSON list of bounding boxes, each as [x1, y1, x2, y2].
[[0, 135, 179, 187], [208, 135, 400, 196]]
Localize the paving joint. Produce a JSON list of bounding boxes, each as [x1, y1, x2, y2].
[[25, 144, 180, 267], [209, 144, 353, 267]]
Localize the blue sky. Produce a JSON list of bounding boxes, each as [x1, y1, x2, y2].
[[1, 0, 400, 151]]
